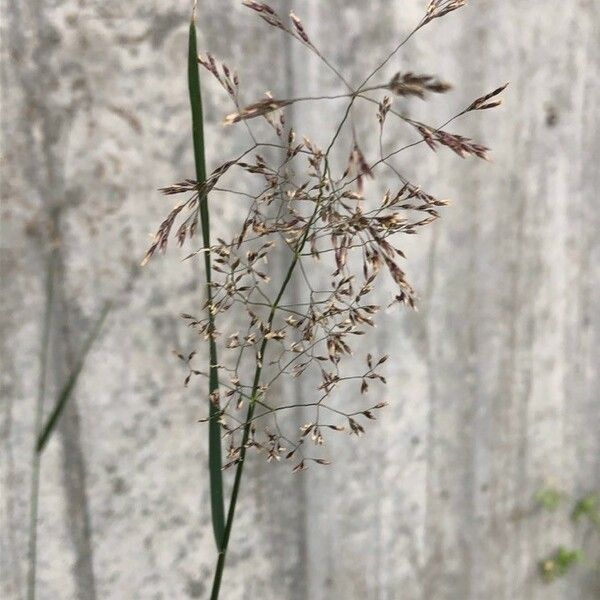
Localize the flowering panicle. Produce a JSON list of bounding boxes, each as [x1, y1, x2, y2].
[[146, 0, 506, 472]]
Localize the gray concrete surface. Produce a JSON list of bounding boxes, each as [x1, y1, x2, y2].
[[1, 1, 599, 598]]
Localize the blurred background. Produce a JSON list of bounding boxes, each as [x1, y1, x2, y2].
[[1, 1, 599, 598]]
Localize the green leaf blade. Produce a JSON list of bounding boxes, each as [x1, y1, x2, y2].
[[36, 302, 111, 454], [188, 12, 225, 550]]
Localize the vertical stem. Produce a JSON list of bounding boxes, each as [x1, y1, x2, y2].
[[188, 6, 225, 548], [210, 191, 324, 599], [207, 46, 352, 589], [208, 78, 348, 590], [27, 249, 56, 600], [35, 303, 111, 454], [206, 7, 351, 590]]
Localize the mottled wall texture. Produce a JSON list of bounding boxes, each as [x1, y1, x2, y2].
[[1, 1, 599, 599]]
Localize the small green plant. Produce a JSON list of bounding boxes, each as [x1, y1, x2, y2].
[[535, 486, 564, 511], [539, 546, 583, 583], [572, 494, 600, 529], [535, 488, 600, 585]]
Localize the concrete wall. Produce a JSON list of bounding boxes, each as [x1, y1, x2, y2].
[[1, 1, 598, 598]]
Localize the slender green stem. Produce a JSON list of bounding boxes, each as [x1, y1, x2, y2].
[[210, 262, 299, 600], [210, 184, 324, 599], [27, 250, 56, 600], [209, 89, 352, 595], [188, 7, 225, 549]]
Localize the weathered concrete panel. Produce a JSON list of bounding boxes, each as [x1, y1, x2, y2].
[[1, 1, 598, 599]]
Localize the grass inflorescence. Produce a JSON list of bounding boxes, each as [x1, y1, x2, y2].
[[144, 1, 507, 596]]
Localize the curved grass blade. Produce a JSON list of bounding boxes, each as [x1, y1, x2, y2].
[[36, 302, 111, 454], [188, 6, 225, 549]]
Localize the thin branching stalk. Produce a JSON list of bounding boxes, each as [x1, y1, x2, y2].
[[188, 5, 225, 548], [209, 92, 352, 593], [209, 174, 328, 597]]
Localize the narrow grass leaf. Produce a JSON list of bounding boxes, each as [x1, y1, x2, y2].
[[189, 7, 225, 549], [36, 302, 111, 454]]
